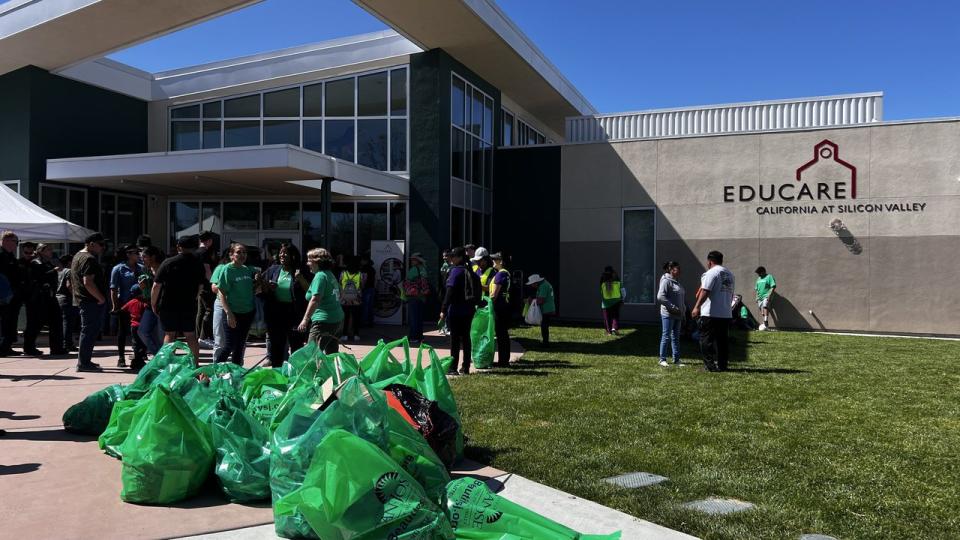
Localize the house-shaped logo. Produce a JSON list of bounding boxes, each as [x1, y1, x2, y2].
[[795, 140, 857, 199]]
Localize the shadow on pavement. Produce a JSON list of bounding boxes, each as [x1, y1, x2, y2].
[[0, 463, 41, 476], [1, 429, 95, 443], [0, 411, 41, 421], [0, 374, 82, 381], [725, 367, 810, 375]]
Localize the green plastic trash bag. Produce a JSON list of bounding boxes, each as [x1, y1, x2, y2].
[[282, 341, 321, 381], [360, 337, 411, 384], [247, 385, 286, 427], [123, 341, 196, 400], [241, 368, 289, 405], [98, 399, 142, 459], [469, 300, 496, 369], [63, 384, 126, 435], [382, 404, 451, 505], [446, 478, 622, 540], [274, 429, 454, 540], [193, 362, 247, 396], [119, 387, 215, 505], [404, 344, 465, 459], [211, 401, 271, 502]]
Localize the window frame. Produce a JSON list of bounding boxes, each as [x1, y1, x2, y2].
[[621, 206, 658, 306]]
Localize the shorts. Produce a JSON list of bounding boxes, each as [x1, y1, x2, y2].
[[758, 297, 771, 310], [159, 307, 198, 334]]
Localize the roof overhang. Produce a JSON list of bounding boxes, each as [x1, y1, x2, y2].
[[46, 145, 408, 198], [353, 0, 596, 134], [0, 0, 259, 76]]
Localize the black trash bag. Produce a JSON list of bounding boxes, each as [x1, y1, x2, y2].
[[383, 383, 459, 469], [62, 384, 126, 435]]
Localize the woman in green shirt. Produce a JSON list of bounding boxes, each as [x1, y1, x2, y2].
[[262, 244, 312, 367], [526, 274, 556, 345], [215, 243, 257, 365], [298, 247, 344, 354]]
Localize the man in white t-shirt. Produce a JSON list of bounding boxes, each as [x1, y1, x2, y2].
[[691, 250, 735, 372]]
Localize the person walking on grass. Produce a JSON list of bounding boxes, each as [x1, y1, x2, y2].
[[214, 243, 258, 366], [439, 247, 475, 375], [298, 248, 344, 355], [526, 274, 556, 346], [152, 235, 205, 362], [755, 266, 777, 331], [691, 251, 735, 372], [72, 233, 109, 372], [600, 266, 623, 336], [657, 261, 686, 367]]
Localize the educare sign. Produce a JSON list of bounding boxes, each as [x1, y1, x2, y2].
[[723, 139, 927, 216]]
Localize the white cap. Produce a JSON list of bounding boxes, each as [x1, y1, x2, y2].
[[469, 247, 489, 262]]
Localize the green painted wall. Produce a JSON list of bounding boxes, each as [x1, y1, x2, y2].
[[0, 66, 147, 203]]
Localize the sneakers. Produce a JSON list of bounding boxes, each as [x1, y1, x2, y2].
[[758, 323, 768, 331], [658, 359, 669, 367], [76, 362, 103, 372], [673, 360, 684, 367], [23, 348, 44, 357], [198, 339, 215, 349], [117, 358, 127, 368]]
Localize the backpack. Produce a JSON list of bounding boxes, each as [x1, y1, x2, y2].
[[340, 272, 361, 306], [463, 267, 483, 307]]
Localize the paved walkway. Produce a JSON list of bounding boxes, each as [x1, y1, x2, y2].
[[0, 327, 693, 539]]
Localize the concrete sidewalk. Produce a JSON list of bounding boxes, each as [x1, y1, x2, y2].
[[0, 327, 693, 539]]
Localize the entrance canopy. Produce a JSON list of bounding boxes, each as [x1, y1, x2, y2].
[[0, 183, 93, 242], [46, 145, 409, 198]]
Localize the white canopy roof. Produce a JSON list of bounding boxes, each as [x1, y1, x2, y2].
[[0, 184, 94, 242]]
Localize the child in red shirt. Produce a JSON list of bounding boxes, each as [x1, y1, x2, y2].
[[121, 284, 148, 372]]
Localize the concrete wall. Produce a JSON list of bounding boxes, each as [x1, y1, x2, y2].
[[560, 120, 960, 336]]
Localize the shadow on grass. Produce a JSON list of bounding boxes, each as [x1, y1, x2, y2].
[[464, 444, 520, 466], [725, 367, 810, 375]]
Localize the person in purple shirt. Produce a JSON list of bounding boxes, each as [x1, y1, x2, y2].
[[438, 246, 473, 375]]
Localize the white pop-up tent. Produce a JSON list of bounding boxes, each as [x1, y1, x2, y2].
[[0, 184, 93, 241]]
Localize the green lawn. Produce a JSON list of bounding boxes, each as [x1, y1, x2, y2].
[[450, 324, 960, 540]]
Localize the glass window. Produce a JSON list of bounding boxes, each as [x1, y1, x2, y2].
[[502, 111, 514, 146], [390, 68, 407, 116], [471, 210, 483, 246], [482, 97, 493, 143], [390, 119, 407, 171], [224, 120, 260, 147], [100, 194, 116, 254], [452, 78, 465, 128], [325, 78, 355, 117], [471, 89, 483, 136], [389, 202, 406, 241], [264, 120, 299, 146], [117, 196, 143, 247], [302, 202, 323, 251], [357, 72, 387, 117], [325, 119, 355, 161], [451, 128, 465, 180], [330, 202, 355, 257], [451, 206, 464, 247], [224, 202, 260, 231], [171, 105, 200, 119], [203, 101, 221, 118], [170, 202, 199, 247], [224, 95, 260, 117], [483, 143, 492, 188], [356, 203, 388, 256], [171, 121, 200, 150], [202, 121, 221, 149], [303, 120, 323, 152], [70, 189, 85, 227], [622, 209, 656, 304], [471, 137, 482, 185], [303, 83, 323, 117], [264, 88, 300, 117], [357, 119, 387, 170], [199, 202, 221, 252], [41, 185, 67, 219], [263, 202, 300, 230]]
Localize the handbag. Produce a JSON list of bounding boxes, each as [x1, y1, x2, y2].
[[525, 300, 542, 326]]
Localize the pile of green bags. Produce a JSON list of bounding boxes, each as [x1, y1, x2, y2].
[[64, 337, 620, 539]]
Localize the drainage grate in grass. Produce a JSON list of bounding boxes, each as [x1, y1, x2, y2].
[[603, 472, 669, 489], [681, 497, 756, 515]]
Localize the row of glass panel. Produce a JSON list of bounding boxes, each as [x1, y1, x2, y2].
[[169, 68, 408, 172], [451, 75, 494, 145], [39, 183, 144, 258], [501, 109, 548, 147], [450, 206, 491, 248], [169, 200, 405, 259], [451, 127, 493, 187]]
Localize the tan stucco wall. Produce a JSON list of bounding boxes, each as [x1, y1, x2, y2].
[[559, 120, 960, 335]]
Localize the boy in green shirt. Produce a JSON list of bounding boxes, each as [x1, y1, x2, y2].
[[755, 266, 777, 330]]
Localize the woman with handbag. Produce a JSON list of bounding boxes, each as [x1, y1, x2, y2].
[[404, 252, 429, 345]]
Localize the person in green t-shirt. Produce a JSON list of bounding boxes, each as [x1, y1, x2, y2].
[[526, 274, 556, 346], [214, 243, 257, 365], [754, 266, 777, 330], [298, 247, 344, 354], [262, 244, 312, 367]]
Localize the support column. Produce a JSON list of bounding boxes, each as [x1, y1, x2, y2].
[[321, 178, 332, 250]]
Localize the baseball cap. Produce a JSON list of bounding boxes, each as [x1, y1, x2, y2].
[[470, 247, 489, 262]]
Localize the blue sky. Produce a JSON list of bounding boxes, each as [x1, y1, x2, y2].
[[108, 0, 960, 120]]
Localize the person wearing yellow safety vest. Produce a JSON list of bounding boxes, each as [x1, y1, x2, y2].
[[469, 246, 489, 275], [339, 256, 363, 343], [600, 266, 623, 336], [489, 252, 512, 367]]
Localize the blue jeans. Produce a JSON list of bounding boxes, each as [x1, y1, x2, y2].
[[362, 288, 376, 326], [78, 301, 106, 366], [212, 298, 226, 360], [659, 316, 681, 362], [407, 300, 424, 341], [138, 308, 163, 355]]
